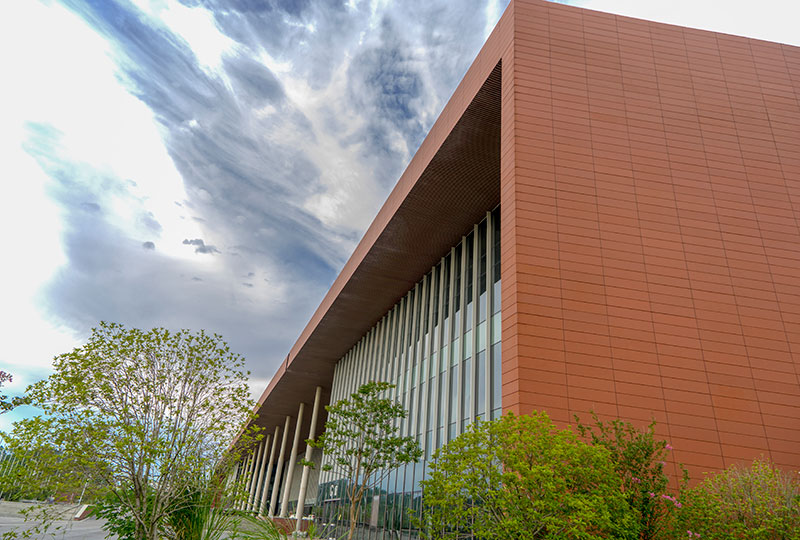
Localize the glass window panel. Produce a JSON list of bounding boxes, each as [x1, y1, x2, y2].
[[425, 375, 434, 431], [449, 365, 458, 427], [443, 255, 450, 316], [476, 350, 486, 416], [453, 245, 461, 312], [425, 430, 433, 460], [418, 381, 426, 435], [422, 278, 430, 337], [407, 388, 414, 432], [478, 221, 487, 324], [323, 209, 503, 538], [462, 357, 471, 421], [491, 312, 501, 344], [433, 270, 439, 325], [492, 342, 502, 414], [465, 232, 474, 307], [493, 207, 501, 315], [438, 375, 446, 429]]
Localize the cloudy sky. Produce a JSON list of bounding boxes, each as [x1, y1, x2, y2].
[[1, 0, 798, 431]]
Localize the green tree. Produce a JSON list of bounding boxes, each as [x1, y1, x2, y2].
[[306, 381, 422, 540], [575, 413, 688, 539], [2, 322, 259, 540], [0, 370, 11, 413], [420, 411, 638, 540], [0, 371, 26, 414], [674, 458, 800, 540], [0, 414, 91, 502]]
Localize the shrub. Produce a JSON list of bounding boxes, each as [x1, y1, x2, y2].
[[575, 413, 688, 540], [420, 411, 639, 540], [674, 458, 800, 540]]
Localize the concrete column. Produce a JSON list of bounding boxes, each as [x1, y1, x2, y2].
[[269, 415, 292, 518], [295, 386, 323, 531], [280, 402, 306, 517], [245, 448, 258, 510], [259, 425, 281, 516], [229, 461, 240, 508], [250, 433, 271, 512], [239, 452, 254, 510], [247, 438, 266, 511], [224, 462, 237, 501]]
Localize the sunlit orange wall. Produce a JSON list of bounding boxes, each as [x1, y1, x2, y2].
[[500, 0, 800, 481]]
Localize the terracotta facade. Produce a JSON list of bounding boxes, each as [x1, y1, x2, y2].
[[501, 0, 800, 480]]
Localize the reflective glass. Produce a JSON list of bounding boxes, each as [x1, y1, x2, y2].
[[438, 375, 446, 430], [478, 221, 487, 323], [320, 210, 501, 539], [476, 350, 486, 417], [477, 321, 486, 353], [462, 357, 471, 421], [492, 342, 502, 414], [449, 364, 458, 427]]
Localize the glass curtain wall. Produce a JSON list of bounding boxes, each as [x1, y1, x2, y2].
[[315, 207, 501, 540]]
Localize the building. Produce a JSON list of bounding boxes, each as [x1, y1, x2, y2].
[[233, 0, 800, 536]]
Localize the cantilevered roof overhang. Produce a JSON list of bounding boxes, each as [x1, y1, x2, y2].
[[247, 12, 510, 436]]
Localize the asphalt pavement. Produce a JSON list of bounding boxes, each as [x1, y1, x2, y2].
[[0, 501, 110, 540]]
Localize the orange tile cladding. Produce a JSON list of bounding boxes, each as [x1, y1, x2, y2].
[[501, 0, 800, 475]]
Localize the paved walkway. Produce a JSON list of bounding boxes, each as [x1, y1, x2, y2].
[[0, 501, 110, 540]]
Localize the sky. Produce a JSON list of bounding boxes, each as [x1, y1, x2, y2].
[[1, 0, 798, 432]]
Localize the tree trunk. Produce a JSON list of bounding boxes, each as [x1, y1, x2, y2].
[[348, 499, 358, 540]]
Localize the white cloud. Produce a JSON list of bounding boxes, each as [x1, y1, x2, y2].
[[159, 0, 236, 71], [0, 0, 217, 386]]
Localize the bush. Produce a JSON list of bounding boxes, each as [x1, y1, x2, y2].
[[420, 411, 639, 540], [674, 458, 800, 540], [575, 413, 688, 540]]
